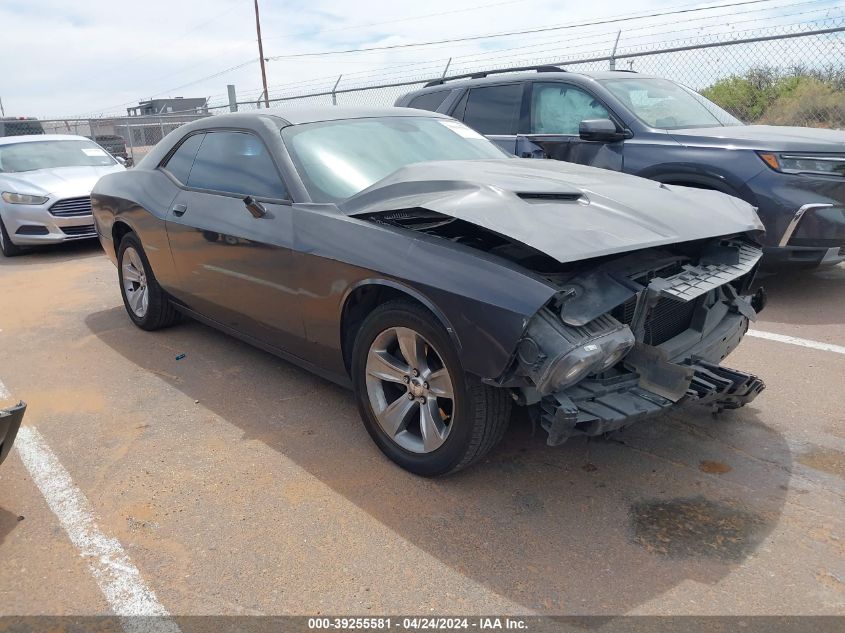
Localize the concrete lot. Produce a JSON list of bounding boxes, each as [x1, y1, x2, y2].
[[0, 241, 843, 617]]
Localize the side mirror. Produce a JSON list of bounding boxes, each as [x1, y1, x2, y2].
[[579, 119, 625, 143], [115, 156, 127, 166], [243, 195, 267, 218]]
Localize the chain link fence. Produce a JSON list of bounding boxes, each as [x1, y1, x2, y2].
[[243, 20, 845, 130], [33, 20, 845, 164], [35, 114, 213, 165]]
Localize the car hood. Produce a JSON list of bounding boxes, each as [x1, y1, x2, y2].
[[342, 159, 764, 264], [0, 164, 124, 198], [669, 124, 845, 152]]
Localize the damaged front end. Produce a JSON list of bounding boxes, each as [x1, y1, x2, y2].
[[515, 237, 766, 446]]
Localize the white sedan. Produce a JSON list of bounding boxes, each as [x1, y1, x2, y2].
[[0, 134, 125, 256]]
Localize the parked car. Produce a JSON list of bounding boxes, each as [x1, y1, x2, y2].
[[0, 390, 25, 468], [0, 117, 44, 137], [92, 107, 765, 476], [87, 134, 131, 164], [0, 134, 125, 256], [396, 67, 845, 270]]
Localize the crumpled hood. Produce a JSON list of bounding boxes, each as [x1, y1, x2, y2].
[[670, 125, 845, 152], [342, 159, 764, 264], [0, 164, 124, 198]]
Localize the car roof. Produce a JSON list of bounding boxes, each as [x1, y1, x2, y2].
[[413, 69, 659, 92], [207, 106, 450, 127], [0, 134, 90, 146]]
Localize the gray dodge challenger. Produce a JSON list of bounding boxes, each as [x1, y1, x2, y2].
[[91, 107, 766, 476]]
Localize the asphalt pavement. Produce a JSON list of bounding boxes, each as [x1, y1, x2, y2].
[[0, 241, 843, 620]]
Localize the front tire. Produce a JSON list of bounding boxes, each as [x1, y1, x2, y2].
[[117, 233, 179, 330], [0, 217, 23, 257], [351, 301, 511, 476]]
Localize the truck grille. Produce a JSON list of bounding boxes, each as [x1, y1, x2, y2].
[[49, 197, 92, 217]]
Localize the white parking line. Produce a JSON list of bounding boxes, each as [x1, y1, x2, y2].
[[14, 425, 181, 632], [747, 329, 845, 355]]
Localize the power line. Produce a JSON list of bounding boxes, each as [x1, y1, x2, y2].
[[264, 0, 783, 60], [249, 0, 833, 96], [83, 0, 807, 116], [261, 0, 528, 41], [93, 1, 245, 79], [247, 9, 840, 99]]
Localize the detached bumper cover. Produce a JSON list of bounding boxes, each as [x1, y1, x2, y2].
[[541, 361, 763, 445], [540, 311, 764, 446], [0, 402, 26, 466]]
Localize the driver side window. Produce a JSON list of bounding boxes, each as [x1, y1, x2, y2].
[[530, 83, 610, 135]]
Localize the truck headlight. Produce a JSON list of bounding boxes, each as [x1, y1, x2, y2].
[[2, 191, 49, 205], [758, 152, 845, 177], [518, 310, 635, 395]]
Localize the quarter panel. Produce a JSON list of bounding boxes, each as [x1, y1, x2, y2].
[[91, 169, 181, 290]]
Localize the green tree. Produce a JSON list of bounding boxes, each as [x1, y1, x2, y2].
[[701, 76, 769, 122], [702, 67, 845, 128]]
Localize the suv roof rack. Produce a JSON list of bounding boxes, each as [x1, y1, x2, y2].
[[424, 64, 565, 88]]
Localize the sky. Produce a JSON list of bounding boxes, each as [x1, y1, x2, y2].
[[0, 0, 842, 118]]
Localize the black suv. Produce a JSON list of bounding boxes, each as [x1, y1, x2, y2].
[[397, 67, 845, 269], [0, 117, 44, 136], [87, 134, 131, 164]]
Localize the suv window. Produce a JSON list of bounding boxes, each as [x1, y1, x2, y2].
[[530, 83, 610, 135], [461, 84, 523, 135], [187, 131, 287, 199], [163, 133, 204, 184], [407, 91, 450, 112]]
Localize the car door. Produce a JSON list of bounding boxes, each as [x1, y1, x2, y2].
[[450, 82, 525, 155], [163, 129, 306, 356], [519, 81, 624, 171]]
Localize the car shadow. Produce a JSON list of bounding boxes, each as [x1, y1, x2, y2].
[[0, 507, 21, 547], [0, 239, 103, 268], [85, 307, 791, 614], [755, 263, 845, 326]]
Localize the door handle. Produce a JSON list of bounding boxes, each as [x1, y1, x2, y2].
[[172, 203, 187, 217]]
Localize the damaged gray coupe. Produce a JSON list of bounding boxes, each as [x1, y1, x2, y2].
[[91, 107, 766, 476]]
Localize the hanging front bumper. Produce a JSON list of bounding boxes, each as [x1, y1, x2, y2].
[[540, 310, 764, 446]]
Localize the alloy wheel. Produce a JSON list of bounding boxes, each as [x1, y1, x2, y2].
[[121, 246, 149, 318], [365, 326, 455, 454]]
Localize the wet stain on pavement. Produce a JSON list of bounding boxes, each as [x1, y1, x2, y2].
[[797, 446, 845, 479], [699, 460, 732, 474], [513, 491, 545, 515], [629, 496, 766, 561]]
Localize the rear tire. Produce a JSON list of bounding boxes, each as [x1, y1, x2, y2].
[[117, 232, 180, 330], [0, 217, 23, 257], [351, 300, 511, 476]]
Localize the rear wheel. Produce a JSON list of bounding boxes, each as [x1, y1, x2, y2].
[[352, 301, 511, 476], [117, 232, 180, 330], [0, 218, 23, 257]]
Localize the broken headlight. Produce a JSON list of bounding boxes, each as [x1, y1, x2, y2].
[[517, 310, 635, 395]]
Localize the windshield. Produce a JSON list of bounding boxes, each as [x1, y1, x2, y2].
[[282, 116, 509, 203], [601, 78, 742, 129], [0, 139, 116, 173]]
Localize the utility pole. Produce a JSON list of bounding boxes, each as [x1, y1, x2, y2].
[[0, 96, 5, 117], [254, 0, 270, 108]]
